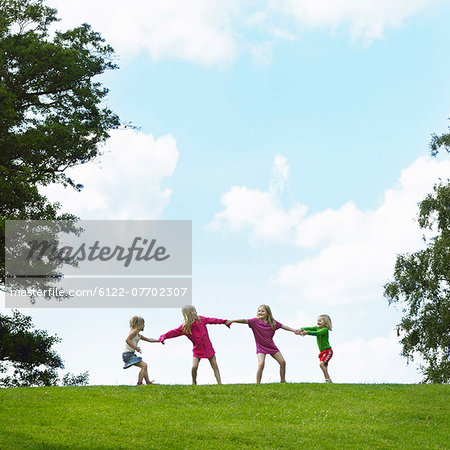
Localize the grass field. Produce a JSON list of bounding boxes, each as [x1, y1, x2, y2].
[[0, 383, 448, 449]]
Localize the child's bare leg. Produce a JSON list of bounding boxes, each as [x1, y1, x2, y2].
[[256, 353, 266, 384], [320, 361, 331, 381], [208, 355, 222, 384], [143, 364, 151, 384], [134, 361, 148, 385], [271, 352, 286, 383], [191, 357, 200, 385]]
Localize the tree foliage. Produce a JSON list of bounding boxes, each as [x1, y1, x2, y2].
[[61, 371, 89, 386], [0, 0, 120, 284], [0, 310, 89, 386], [384, 127, 450, 383], [430, 121, 450, 156], [1, 310, 49, 385]]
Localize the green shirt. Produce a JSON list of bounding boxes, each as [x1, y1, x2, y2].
[[301, 326, 331, 352]]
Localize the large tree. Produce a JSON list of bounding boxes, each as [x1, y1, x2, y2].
[[384, 126, 450, 383], [0, 0, 118, 384], [0, 0, 120, 284]]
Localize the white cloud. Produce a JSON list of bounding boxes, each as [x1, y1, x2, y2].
[[275, 0, 443, 42], [269, 154, 290, 196], [210, 155, 450, 305], [48, 0, 240, 66], [43, 129, 179, 220], [207, 154, 307, 243], [46, 0, 443, 66]]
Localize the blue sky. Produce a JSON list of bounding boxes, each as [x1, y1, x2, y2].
[[2, 0, 450, 385], [101, 5, 450, 215]]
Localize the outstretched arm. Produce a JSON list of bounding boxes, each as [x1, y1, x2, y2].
[[227, 319, 249, 325], [202, 317, 229, 326], [140, 335, 162, 343], [159, 325, 184, 343], [281, 324, 302, 335], [302, 327, 328, 336]]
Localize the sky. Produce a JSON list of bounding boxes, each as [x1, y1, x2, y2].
[[2, 0, 450, 385]]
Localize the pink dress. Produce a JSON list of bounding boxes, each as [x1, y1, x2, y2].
[[248, 317, 283, 354], [159, 316, 228, 358]]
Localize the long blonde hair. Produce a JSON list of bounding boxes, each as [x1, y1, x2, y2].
[[319, 314, 332, 331], [181, 305, 199, 334], [260, 304, 276, 328]]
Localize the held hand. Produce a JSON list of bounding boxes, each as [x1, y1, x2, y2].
[[160, 340, 165, 345], [225, 320, 232, 327], [300, 330, 307, 336], [294, 329, 302, 335]]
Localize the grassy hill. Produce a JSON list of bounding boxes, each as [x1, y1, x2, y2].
[[0, 383, 448, 449]]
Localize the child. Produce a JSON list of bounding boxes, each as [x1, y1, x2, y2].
[[300, 314, 333, 383], [159, 305, 229, 385], [228, 304, 300, 383], [123, 316, 161, 385]]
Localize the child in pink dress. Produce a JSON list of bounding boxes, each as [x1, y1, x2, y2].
[[159, 305, 230, 385], [229, 304, 300, 383]]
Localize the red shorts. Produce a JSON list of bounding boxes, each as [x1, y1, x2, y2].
[[318, 348, 333, 365]]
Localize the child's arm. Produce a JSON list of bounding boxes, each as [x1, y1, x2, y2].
[[302, 327, 328, 336], [280, 324, 302, 334], [126, 329, 141, 353], [140, 335, 162, 343], [159, 325, 184, 343], [202, 317, 231, 328], [300, 326, 318, 336], [227, 319, 249, 325]]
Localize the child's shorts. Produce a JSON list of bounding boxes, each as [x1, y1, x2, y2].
[[318, 348, 333, 365], [122, 352, 142, 369]]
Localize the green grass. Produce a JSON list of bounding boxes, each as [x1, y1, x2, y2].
[[0, 384, 448, 449]]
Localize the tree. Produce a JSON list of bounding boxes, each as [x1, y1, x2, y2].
[[61, 371, 89, 386], [0, 309, 88, 386], [384, 126, 450, 383], [430, 122, 450, 156], [0, 0, 120, 284]]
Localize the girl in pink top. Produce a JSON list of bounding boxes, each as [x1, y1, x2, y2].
[[159, 305, 230, 385], [229, 304, 300, 383]]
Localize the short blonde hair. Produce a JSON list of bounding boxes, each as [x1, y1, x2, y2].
[[319, 314, 332, 331], [129, 316, 144, 330]]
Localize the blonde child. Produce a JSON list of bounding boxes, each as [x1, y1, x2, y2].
[[300, 314, 333, 383], [228, 304, 300, 383], [123, 316, 162, 385], [159, 305, 229, 385]]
